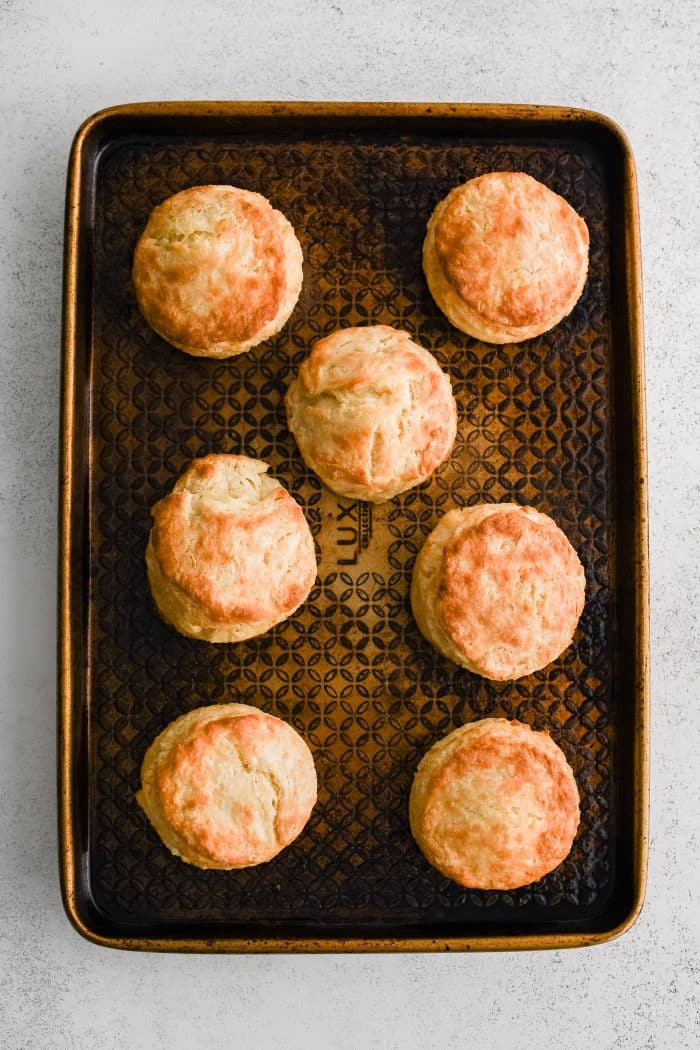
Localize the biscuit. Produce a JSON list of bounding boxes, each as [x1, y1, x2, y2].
[[423, 172, 589, 343], [409, 717, 580, 889], [137, 703, 317, 869], [285, 325, 457, 502], [132, 185, 303, 358], [146, 454, 317, 642], [411, 503, 585, 680]]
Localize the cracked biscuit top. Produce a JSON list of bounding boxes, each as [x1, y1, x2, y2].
[[423, 172, 589, 343], [146, 454, 317, 643], [136, 704, 318, 869], [132, 185, 303, 358], [411, 503, 586, 680], [285, 325, 457, 502]]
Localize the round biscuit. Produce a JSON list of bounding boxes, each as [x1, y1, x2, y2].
[[411, 503, 585, 679], [285, 325, 457, 502], [409, 717, 580, 890], [136, 703, 318, 869], [146, 454, 317, 642], [133, 184, 303, 358], [423, 172, 589, 343]]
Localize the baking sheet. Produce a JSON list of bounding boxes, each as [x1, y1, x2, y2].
[[59, 103, 648, 951]]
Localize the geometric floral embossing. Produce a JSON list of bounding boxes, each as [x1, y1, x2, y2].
[[89, 132, 614, 928]]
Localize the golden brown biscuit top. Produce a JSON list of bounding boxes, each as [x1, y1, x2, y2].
[[286, 325, 456, 496], [433, 172, 589, 328], [439, 506, 585, 679], [149, 454, 316, 625], [133, 184, 293, 347], [413, 718, 580, 889], [152, 707, 317, 866]]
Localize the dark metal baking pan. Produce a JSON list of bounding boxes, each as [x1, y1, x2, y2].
[[59, 102, 648, 951]]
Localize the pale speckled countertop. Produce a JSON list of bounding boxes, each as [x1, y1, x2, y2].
[[1, 1, 699, 1047]]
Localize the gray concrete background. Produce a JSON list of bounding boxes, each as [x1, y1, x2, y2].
[[1, 1, 698, 1047]]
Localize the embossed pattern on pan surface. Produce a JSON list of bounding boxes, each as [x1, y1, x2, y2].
[[89, 127, 615, 932]]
